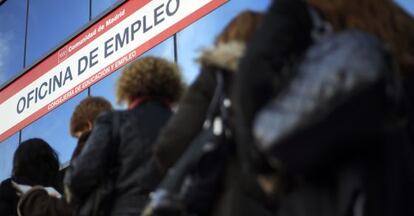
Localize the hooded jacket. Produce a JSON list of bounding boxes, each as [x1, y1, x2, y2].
[[153, 41, 245, 170], [152, 41, 276, 216]]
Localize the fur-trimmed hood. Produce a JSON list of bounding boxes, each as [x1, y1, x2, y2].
[[197, 41, 246, 72]]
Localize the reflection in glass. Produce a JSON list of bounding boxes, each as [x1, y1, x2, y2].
[[21, 91, 88, 164], [91, 37, 175, 109], [26, 0, 88, 66], [0, 0, 26, 86], [92, 0, 121, 19], [177, 0, 271, 83], [0, 134, 19, 181]]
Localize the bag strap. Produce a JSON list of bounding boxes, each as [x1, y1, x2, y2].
[[109, 112, 121, 176]]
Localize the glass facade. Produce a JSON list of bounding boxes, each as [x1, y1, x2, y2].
[[0, 0, 26, 87], [177, 0, 270, 83], [0, 134, 19, 181], [21, 92, 88, 163], [92, 0, 122, 19], [25, 0, 89, 66], [3, 0, 411, 182]]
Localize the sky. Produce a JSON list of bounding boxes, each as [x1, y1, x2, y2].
[[395, 0, 414, 15], [0, 0, 413, 181]]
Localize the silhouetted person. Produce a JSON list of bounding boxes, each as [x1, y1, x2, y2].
[[65, 56, 184, 216], [16, 97, 113, 216], [0, 138, 60, 216]]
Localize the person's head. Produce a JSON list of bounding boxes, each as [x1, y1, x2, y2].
[[198, 11, 263, 72], [70, 96, 113, 138], [215, 10, 263, 45], [12, 138, 60, 187], [306, 0, 414, 74], [116, 56, 185, 106]]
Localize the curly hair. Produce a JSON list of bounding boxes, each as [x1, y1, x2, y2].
[[306, 0, 414, 74], [70, 96, 113, 137], [116, 56, 185, 104], [12, 138, 60, 187]]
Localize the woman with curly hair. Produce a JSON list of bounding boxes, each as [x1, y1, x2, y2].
[[65, 56, 184, 216]]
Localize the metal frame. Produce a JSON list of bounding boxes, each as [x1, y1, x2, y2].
[[0, 0, 127, 91]]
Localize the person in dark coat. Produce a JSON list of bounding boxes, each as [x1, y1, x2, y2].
[[65, 56, 185, 216], [152, 11, 276, 216], [0, 138, 60, 216], [235, 0, 414, 215], [68, 96, 113, 159], [153, 11, 263, 169], [0, 179, 19, 216], [16, 97, 113, 216], [233, 0, 313, 176]]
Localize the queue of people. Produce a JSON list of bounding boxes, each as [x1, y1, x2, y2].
[[1, 0, 414, 215]]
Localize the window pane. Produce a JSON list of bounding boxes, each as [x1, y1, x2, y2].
[[177, 0, 271, 83], [92, 0, 122, 19], [26, 0, 89, 66], [90, 37, 175, 108], [21, 91, 88, 164], [0, 133, 19, 182], [0, 0, 26, 86]]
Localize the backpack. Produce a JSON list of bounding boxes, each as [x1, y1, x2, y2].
[[253, 28, 414, 216]]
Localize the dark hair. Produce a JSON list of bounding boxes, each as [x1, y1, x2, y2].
[[12, 138, 60, 187]]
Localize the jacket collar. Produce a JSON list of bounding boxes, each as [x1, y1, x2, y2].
[[197, 41, 246, 72], [128, 97, 149, 110], [128, 97, 171, 110]]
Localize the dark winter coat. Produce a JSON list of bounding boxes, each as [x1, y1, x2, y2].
[[0, 177, 56, 216], [153, 41, 275, 216], [65, 101, 171, 215], [0, 178, 19, 216], [253, 30, 395, 216], [17, 186, 72, 216], [237, 1, 414, 215], [233, 0, 313, 174], [153, 42, 243, 170], [404, 73, 414, 141]]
